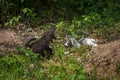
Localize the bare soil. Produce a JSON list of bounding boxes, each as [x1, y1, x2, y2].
[[0, 24, 42, 55], [84, 40, 120, 80]]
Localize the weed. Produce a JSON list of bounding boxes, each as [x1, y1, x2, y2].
[[4, 15, 21, 27], [116, 64, 120, 74]]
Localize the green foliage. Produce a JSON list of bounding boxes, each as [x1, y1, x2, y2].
[[50, 41, 89, 80], [0, 43, 90, 80], [0, 48, 42, 79], [1, 0, 120, 28], [116, 64, 120, 74], [56, 11, 120, 40], [4, 15, 21, 27], [22, 8, 36, 17], [0, 54, 25, 79], [53, 43, 65, 61]]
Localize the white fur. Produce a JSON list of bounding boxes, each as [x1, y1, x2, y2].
[[71, 38, 81, 48], [65, 37, 98, 48], [78, 38, 98, 47], [64, 38, 81, 48]]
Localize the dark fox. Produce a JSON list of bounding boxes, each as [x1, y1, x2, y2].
[[25, 29, 56, 59]]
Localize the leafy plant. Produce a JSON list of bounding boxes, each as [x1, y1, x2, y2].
[[4, 15, 21, 27], [16, 47, 39, 62], [116, 64, 120, 74], [22, 8, 36, 17]]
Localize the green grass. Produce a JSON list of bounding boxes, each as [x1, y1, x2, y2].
[[0, 40, 109, 80], [0, 45, 89, 80]]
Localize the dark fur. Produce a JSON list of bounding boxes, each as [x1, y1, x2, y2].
[[24, 36, 37, 48], [31, 29, 56, 58]]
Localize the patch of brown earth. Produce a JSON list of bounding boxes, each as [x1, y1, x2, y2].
[[0, 27, 42, 55], [84, 40, 120, 80], [0, 29, 20, 55]]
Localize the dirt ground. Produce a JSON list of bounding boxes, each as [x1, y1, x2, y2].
[[0, 25, 120, 79], [0, 24, 42, 55], [84, 40, 120, 80]]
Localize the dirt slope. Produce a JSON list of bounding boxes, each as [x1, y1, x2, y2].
[[85, 40, 120, 79], [0, 27, 42, 55]]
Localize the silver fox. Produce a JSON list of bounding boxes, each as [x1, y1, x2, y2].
[[65, 36, 98, 48]]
